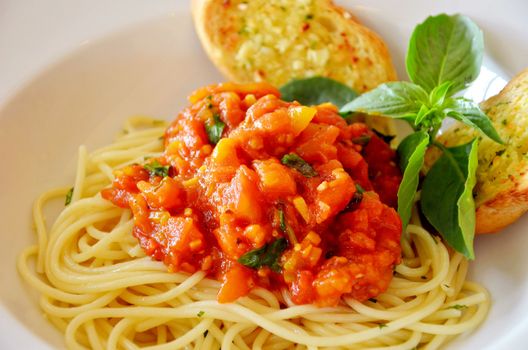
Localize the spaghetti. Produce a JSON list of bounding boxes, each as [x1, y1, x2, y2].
[[18, 117, 489, 350]]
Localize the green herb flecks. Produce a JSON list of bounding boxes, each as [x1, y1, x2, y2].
[[65, 187, 74, 206], [352, 135, 371, 145], [281, 153, 318, 177], [278, 208, 298, 244], [447, 304, 468, 310], [144, 160, 170, 178], [355, 183, 365, 194], [238, 238, 288, 273], [205, 113, 226, 145], [197, 311, 205, 317], [345, 184, 365, 210]]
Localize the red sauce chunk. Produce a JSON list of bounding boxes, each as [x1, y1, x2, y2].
[[102, 82, 403, 306]]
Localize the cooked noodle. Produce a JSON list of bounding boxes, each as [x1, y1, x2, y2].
[[17, 117, 489, 350]]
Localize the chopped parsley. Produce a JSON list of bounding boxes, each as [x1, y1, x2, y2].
[[65, 187, 74, 206], [144, 160, 170, 178], [238, 238, 288, 273], [197, 311, 205, 317], [378, 323, 388, 330], [205, 113, 226, 145], [447, 304, 467, 310], [281, 153, 318, 177]]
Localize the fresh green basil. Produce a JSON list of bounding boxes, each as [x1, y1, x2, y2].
[[445, 98, 504, 143], [65, 187, 74, 206], [406, 14, 484, 93], [340, 82, 429, 122], [281, 153, 318, 177], [144, 160, 170, 178], [280, 77, 358, 108], [397, 131, 430, 228], [237, 238, 288, 272], [205, 113, 225, 145], [421, 139, 479, 259]]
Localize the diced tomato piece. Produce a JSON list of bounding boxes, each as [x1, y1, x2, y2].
[[217, 263, 255, 303]]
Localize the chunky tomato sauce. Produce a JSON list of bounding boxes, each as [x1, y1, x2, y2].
[[102, 82, 402, 306]]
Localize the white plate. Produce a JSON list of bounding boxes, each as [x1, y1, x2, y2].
[[0, 1, 526, 349]]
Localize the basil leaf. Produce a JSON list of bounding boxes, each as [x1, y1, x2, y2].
[[421, 139, 479, 259], [406, 14, 483, 93], [238, 238, 288, 272], [397, 131, 429, 228], [281, 153, 318, 177], [205, 113, 226, 145], [144, 160, 170, 178], [280, 77, 358, 108], [340, 82, 429, 122], [445, 98, 504, 144], [65, 187, 74, 206]]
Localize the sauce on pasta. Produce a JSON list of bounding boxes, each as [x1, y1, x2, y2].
[[102, 82, 402, 306]]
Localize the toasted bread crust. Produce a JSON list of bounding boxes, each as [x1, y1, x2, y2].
[[191, 0, 396, 93], [429, 69, 528, 234], [476, 188, 528, 234]]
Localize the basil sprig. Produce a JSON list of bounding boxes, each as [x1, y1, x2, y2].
[[340, 14, 503, 259]]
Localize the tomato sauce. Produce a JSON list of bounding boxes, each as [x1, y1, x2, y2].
[[102, 82, 402, 306]]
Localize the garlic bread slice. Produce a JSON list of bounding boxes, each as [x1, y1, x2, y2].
[[191, 0, 396, 93]]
